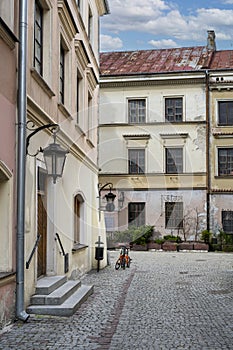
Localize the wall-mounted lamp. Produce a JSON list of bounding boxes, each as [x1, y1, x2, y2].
[[98, 182, 116, 220], [26, 122, 68, 183]]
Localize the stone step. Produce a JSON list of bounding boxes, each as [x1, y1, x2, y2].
[[27, 284, 93, 317], [31, 280, 82, 305], [35, 275, 67, 295]]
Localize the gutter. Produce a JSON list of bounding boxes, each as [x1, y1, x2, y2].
[[205, 70, 210, 231], [16, 0, 30, 322]]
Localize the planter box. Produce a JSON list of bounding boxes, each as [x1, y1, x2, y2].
[[131, 244, 148, 251], [162, 242, 177, 251], [147, 242, 162, 250], [179, 243, 194, 251], [193, 243, 209, 251]]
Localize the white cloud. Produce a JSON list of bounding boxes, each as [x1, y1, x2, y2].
[[100, 35, 123, 51], [148, 39, 178, 48], [101, 1, 233, 50]]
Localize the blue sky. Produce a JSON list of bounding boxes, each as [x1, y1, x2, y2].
[[100, 0, 233, 52]]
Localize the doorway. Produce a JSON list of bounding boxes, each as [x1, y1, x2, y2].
[[37, 168, 47, 278]]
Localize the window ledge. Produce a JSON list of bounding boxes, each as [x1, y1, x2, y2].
[[31, 68, 55, 98], [75, 124, 86, 137], [58, 102, 72, 119], [0, 272, 16, 287], [72, 243, 88, 253], [86, 138, 95, 148]]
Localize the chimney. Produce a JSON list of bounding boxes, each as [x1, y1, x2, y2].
[[207, 30, 216, 51]]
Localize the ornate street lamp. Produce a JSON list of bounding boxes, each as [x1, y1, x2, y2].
[[26, 122, 68, 183], [98, 182, 116, 220]]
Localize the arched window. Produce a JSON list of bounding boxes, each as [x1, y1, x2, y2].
[[74, 194, 84, 244]]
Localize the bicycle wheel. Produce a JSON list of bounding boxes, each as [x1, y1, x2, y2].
[[115, 259, 121, 270], [121, 257, 126, 269], [126, 258, 130, 268]]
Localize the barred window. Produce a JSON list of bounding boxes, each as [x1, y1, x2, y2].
[[218, 148, 233, 175], [222, 210, 233, 234], [218, 101, 233, 126], [128, 99, 146, 123], [165, 202, 183, 229], [128, 202, 145, 227], [165, 97, 183, 122]]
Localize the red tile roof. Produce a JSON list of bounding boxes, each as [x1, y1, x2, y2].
[[100, 47, 233, 76]]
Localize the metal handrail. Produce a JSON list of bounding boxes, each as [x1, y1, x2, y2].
[[55, 233, 69, 273], [55, 232, 65, 256], [26, 234, 41, 269]]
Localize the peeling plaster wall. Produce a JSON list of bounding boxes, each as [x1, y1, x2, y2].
[[210, 194, 233, 234]]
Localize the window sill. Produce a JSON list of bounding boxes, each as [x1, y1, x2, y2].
[[31, 68, 55, 98], [0, 272, 16, 287], [58, 102, 72, 120], [72, 243, 88, 253]]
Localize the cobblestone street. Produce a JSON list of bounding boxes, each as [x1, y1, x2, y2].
[[0, 251, 233, 350]]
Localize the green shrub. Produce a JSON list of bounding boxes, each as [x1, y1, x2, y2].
[[201, 230, 212, 243], [163, 235, 181, 243]]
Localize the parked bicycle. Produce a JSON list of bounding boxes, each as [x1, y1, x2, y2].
[[115, 246, 131, 270]]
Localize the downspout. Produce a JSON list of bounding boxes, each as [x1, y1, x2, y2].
[[205, 70, 210, 232], [16, 0, 29, 321]]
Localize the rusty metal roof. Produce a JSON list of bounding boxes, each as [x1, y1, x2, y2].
[[209, 50, 233, 70], [100, 46, 213, 76], [100, 47, 233, 76]]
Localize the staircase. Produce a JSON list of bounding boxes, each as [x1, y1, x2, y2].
[[27, 275, 93, 317]]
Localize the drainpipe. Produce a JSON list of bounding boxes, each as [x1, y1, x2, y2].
[[205, 70, 210, 232], [16, 0, 29, 322]]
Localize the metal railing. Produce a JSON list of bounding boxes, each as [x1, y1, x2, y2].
[[26, 234, 41, 269]]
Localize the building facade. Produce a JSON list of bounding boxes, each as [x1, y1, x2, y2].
[[208, 55, 233, 237], [99, 32, 233, 243], [0, 2, 18, 328], [0, 0, 109, 327]]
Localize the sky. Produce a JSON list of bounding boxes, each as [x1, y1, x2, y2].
[[100, 0, 233, 52]]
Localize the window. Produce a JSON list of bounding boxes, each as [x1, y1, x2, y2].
[[34, 1, 43, 75], [129, 149, 145, 174], [166, 148, 183, 174], [165, 202, 183, 229], [218, 101, 233, 126], [59, 44, 65, 104], [222, 210, 233, 234], [128, 203, 145, 227], [218, 148, 233, 175], [128, 99, 146, 123], [88, 6, 93, 42], [165, 97, 183, 122], [74, 194, 84, 243], [77, 70, 80, 122]]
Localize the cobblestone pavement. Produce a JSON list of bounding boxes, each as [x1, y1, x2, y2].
[[0, 251, 233, 350]]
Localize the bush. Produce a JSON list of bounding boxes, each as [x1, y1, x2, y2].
[[201, 230, 212, 243], [163, 235, 182, 243]]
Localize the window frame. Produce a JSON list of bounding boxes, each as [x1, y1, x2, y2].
[[218, 148, 233, 176], [165, 147, 183, 174], [128, 202, 145, 227], [34, 1, 43, 75], [128, 98, 146, 124], [128, 149, 145, 174], [218, 100, 233, 126], [165, 97, 183, 123], [59, 43, 65, 104], [222, 210, 233, 234], [165, 202, 183, 229]]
